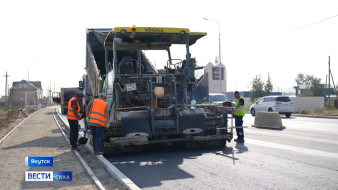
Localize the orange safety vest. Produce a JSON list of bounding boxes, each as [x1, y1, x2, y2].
[[67, 97, 80, 120], [88, 99, 108, 127]]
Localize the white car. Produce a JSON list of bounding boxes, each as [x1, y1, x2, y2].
[[250, 96, 294, 117]]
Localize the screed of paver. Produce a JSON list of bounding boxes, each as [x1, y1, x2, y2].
[[0, 108, 98, 190]]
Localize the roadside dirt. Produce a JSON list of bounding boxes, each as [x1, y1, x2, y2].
[[0, 110, 25, 140]]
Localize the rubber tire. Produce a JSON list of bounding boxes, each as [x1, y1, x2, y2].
[[251, 108, 256, 116], [218, 139, 227, 148], [285, 113, 291, 118], [268, 108, 273, 112]]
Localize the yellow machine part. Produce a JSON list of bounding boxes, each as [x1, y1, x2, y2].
[[114, 26, 190, 34]]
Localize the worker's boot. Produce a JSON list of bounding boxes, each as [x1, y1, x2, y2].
[[234, 138, 244, 143]]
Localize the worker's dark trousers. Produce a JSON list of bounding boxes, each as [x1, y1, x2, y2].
[[234, 115, 244, 139], [90, 125, 104, 153], [68, 119, 79, 148]]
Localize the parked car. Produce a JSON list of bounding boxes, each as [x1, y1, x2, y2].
[[209, 93, 234, 106], [250, 96, 294, 117]]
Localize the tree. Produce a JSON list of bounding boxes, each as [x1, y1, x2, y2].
[[310, 77, 324, 96], [295, 73, 305, 85], [264, 74, 273, 96], [295, 73, 323, 96], [295, 73, 314, 85], [250, 75, 265, 102]]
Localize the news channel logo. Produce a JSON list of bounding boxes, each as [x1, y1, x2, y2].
[[25, 157, 53, 167], [25, 171, 72, 181], [25, 157, 72, 181]]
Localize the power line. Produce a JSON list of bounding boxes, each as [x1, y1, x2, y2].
[[276, 13, 338, 35]]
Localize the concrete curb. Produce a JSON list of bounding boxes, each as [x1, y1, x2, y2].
[[53, 109, 106, 190], [56, 110, 141, 190], [82, 143, 141, 190], [293, 114, 338, 119]]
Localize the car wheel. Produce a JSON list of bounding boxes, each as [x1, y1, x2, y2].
[[285, 113, 291, 118], [268, 108, 273, 112], [251, 108, 255, 116]]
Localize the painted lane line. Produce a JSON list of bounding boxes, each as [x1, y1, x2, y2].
[[246, 129, 338, 145], [245, 138, 338, 159]]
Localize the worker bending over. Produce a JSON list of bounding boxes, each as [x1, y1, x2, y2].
[[86, 93, 109, 155]]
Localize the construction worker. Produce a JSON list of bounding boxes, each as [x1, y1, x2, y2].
[[86, 93, 109, 155], [233, 91, 245, 142], [67, 93, 84, 150]]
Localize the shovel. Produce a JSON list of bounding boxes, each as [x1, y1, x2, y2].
[[78, 120, 89, 145]]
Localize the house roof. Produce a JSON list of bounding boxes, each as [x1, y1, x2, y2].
[[12, 80, 42, 89]]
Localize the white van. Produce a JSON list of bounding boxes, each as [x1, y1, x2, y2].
[[249, 96, 294, 117]]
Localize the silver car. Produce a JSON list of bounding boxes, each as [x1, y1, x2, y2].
[[209, 93, 231, 105], [250, 96, 294, 117]]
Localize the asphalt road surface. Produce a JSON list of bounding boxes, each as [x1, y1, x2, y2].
[[106, 114, 338, 190]]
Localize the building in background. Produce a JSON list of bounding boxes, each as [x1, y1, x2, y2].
[[204, 62, 227, 93], [9, 80, 43, 108], [298, 84, 335, 96]]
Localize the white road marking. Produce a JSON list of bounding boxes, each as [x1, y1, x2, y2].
[[245, 138, 338, 159], [246, 129, 338, 145]]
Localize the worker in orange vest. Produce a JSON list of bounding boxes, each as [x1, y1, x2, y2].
[[67, 93, 84, 151], [86, 93, 109, 155]]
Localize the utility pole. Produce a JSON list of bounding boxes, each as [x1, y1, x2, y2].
[[328, 56, 331, 107], [4, 72, 10, 110], [203, 18, 223, 93], [49, 80, 51, 105]]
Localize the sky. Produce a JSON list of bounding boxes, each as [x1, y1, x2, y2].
[[1, 0, 338, 97]]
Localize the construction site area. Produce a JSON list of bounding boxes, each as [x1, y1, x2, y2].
[[2, 0, 338, 185]]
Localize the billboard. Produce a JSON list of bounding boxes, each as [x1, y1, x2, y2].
[[212, 67, 224, 80]]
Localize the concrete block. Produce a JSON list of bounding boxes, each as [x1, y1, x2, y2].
[[253, 112, 285, 129]]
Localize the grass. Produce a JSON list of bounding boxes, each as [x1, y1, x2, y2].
[[296, 107, 338, 116]]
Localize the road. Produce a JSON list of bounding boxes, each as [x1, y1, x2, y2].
[[106, 114, 338, 189]]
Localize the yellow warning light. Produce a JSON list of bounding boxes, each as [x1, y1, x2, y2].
[[131, 25, 136, 35]]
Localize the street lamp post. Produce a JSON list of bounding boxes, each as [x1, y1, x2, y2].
[[203, 18, 223, 93]]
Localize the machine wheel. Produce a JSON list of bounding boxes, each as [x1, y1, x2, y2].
[[268, 108, 273, 112], [285, 113, 291, 118], [250, 108, 256, 116], [218, 139, 227, 148]]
